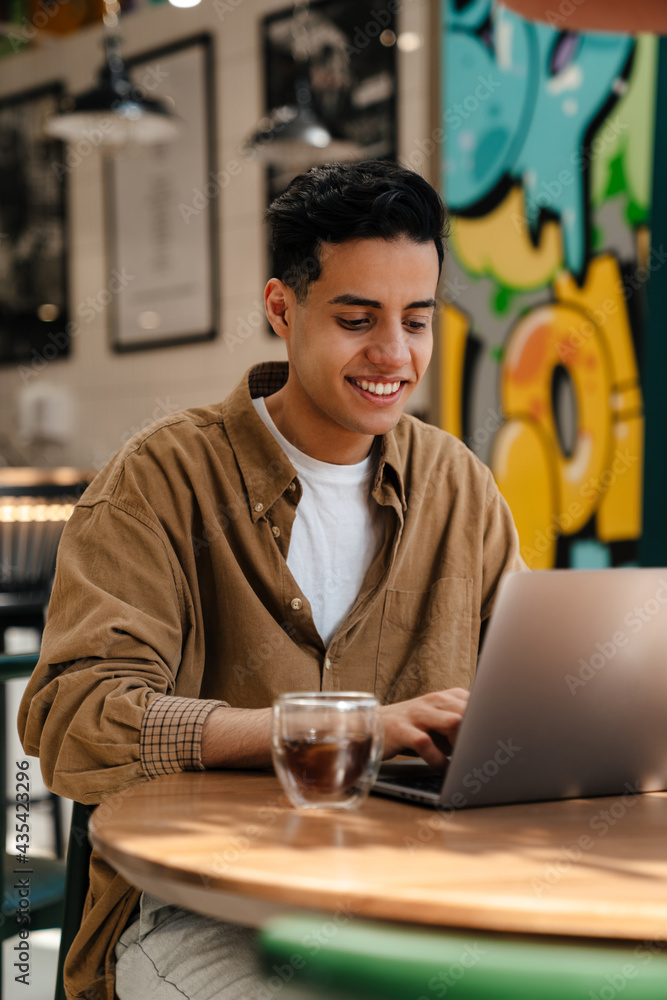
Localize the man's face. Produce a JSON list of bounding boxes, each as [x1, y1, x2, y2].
[[265, 236, 439, 463]]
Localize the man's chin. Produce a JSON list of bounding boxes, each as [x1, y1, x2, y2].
[[347, 411, 407, 439]]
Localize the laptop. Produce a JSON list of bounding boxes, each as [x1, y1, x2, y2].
[[372, 568, 667, 809]]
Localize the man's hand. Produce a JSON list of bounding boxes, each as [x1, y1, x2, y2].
[[380, 688, 469, 770], [201, 689, 469, 772]]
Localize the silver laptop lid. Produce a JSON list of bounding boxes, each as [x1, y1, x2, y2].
[[439, 568, 667, 809]]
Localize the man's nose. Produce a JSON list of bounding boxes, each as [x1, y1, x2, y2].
[[365, 321, 411, 368]]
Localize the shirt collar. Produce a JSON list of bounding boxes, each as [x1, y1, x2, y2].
[[222, 362, 407, 520], [376, 429, 408, 512]]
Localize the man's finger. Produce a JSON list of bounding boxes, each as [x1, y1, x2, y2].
[[417, 739, 450, 772]]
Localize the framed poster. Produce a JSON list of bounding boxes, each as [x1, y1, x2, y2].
[[0, 83, 70, 367], [261, 0, 397, 335], [262, 0, 398, 199], [106, 33, 218, 352]]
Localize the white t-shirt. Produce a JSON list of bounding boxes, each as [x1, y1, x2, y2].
[[253, 396, 385, 646]]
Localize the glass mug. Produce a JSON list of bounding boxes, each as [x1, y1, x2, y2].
[[272, 692, 384, 810]]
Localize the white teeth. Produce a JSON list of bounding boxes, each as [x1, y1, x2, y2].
[[353, 379, 402, 396]]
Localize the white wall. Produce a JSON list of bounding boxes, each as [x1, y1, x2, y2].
[[0, 0, 435, 471]]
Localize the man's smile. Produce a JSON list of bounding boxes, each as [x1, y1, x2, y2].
[[347, 377, 406, 403]]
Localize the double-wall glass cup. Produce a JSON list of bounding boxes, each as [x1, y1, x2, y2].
[[272, 692, 384, 810]]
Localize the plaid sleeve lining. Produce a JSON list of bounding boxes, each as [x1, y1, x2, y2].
[[140, 694, 229, 778]]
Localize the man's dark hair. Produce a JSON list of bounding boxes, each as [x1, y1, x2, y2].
[[266, 160, 449, 302]]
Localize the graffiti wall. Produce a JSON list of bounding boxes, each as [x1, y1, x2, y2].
[[440, 0, 657, 570]]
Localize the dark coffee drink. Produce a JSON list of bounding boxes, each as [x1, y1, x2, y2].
[[283, 732, 373, 794]]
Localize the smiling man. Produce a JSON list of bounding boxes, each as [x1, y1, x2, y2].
[[20, 160, 524, 1000], [263, 235, 437, 463]]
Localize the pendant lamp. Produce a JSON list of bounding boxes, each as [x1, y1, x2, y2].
[[244, 1, 362, 169], [45, 0, 180, 149]]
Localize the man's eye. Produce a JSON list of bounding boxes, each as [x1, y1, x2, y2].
[[338, 318, 368, 329], [406, 320, 427, 331]]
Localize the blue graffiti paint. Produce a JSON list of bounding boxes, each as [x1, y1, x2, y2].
[[443, 1, 634, 275]]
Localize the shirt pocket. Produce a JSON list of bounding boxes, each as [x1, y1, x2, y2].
[[376, 577, 473, 703]]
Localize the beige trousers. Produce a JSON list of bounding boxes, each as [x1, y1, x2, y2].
[[114, 893, 270, 1000]]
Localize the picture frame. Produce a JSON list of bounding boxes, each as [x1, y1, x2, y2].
[[0, 82, 70, 368], [261, 0, 397, 333], [106, 33, 218, 353]]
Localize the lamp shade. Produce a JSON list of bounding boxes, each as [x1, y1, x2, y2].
[[244, 101, 362, 170], [45, 36, 180, 148]]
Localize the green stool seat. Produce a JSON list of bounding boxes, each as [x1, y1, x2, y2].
[[260, 915, 667, 1000]]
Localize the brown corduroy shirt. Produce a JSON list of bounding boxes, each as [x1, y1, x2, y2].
[[18, 362, 524, 1000]]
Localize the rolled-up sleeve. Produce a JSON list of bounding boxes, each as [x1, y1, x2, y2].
[[17, 498, 225, 803], [140, 694, 222, 777]]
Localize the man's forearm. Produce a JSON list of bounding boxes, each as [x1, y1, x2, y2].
[[201, 706, 273, 768], [201, 688, 469, 771]]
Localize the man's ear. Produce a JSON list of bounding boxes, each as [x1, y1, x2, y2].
[[264, 278, 293, 341]]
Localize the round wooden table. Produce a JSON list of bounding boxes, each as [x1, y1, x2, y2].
[[89, 771, 667, 940]]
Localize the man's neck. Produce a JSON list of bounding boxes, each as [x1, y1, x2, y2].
[[264, 385, 374, 465]]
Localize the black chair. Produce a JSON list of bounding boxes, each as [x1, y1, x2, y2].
[[53, 801, 92, 1000]]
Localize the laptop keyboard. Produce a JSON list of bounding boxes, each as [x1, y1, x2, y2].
[[377, 761, 448, 794], [396, 769, 444, 794]]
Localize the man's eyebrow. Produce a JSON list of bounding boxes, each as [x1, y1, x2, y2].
[[328, 294, 437, 309], [328, 294, 382, 308], [407, 298, 437, 309]]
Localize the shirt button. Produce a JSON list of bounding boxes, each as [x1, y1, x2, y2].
[[254, 502, 264, 513], [291, 597, 303, 611], [271, 525, 280, 537], [287, 482, 296, 493], [325, 658, 331, 670]]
